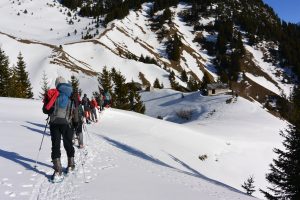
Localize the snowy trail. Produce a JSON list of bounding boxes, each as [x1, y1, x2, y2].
[[28, 125, 254, 200], [30, 129, 118, 200], [0, 98, 258, 199]]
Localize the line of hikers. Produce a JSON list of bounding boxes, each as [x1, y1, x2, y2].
[[42, 76, 111, 182]]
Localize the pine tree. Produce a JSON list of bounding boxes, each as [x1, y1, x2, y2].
[[99, 66, 112, 93], [132, 91, 145, 114], [167, 33, 182, 61], [260, 124, 300, 200], [0, 48, 10, 97], [201, 71, 211, 90], [71, 75, 80, 93], [8, 65, 18, 97], [181, 69, 188, 82], [14, 52, 33, 98], [241, 176, 256, 196], [128, 80, 145, 114], [290, 86, 300, 124], [169, 70, 180, 90], [39, 71, 50, 99], [153, 78, 162, 89], [230, 51, 242, 81], [187, 76, 200, 91], [110, 67, 117, 81], [112, 71, 130, 110]]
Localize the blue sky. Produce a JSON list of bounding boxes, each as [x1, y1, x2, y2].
[[263, 0, 300, 23]]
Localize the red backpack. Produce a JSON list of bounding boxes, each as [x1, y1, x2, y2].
[[42, 89, 60, 115]]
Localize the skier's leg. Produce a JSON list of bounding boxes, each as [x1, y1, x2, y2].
[[93, 108, 98, 122], [91, 109, 95, 122], [77, 122, 84, 148], [50, 124, 63, 181], [50, 124, 62, 160], [62, 124, 75, 172], [62, 124, 75, 158]]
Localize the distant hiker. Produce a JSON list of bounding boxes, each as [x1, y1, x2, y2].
[[103, 90, 111, 108], [90, 97, 98, 122], [97, 90, 104, 111], [81, 93, 91, 124], [71, 92, 84, 148], [43, 76, 75, 182]]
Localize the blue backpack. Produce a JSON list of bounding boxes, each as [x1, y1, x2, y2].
[[50, 83, 73, 124], [56, 83, 73, 108], [105, 92, 111, 101]]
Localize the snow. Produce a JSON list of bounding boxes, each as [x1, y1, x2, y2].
[[0, 1, 293, 198], [98, 4, 162, 61], [141, 89, 287, 199], [199, 17, 215, 26], [172, 3, 218, 81], [0, 0, 98, 45], [245, 73, 282, 95], [63, 42, 173, 88], [245, 44, 294, 97], [0, 34, 99, 99], [0, 97, 257, 200], [100, 26, 153, 58], [181, 51, 204, 80]]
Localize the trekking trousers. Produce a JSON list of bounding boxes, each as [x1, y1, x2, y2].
[[91, 108, 98, 121], [73, 122, 83, 146], [50, 123, 75, 160]]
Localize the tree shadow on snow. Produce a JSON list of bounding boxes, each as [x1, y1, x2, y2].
[[99, 135, 246, 196], [167, 153, 246, 195], [0, 149, 52, 177], [159, 93, 227, 107], [158, 93, 198, 107], [21, 121, 50, 136], [142, 93, 180, 103], [98, 135, 174, 169]]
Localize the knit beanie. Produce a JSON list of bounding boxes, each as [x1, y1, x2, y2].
[[55, 76, 66, 87]]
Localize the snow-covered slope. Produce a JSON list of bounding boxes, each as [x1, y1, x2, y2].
[[0, 0, 295, 100], [0, 33, 99, 97], [0, 0, 96, 45], [0, 97, 257, 200], [141, 89, 287, 199], [244, 43, 294, 97], [0, 1, 295, 199]]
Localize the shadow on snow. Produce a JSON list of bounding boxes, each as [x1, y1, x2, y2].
[[0, 148, 52, 177], [21, 121, 50, 136], [98, 135, 246, 196], [167, 153, 245, 195]]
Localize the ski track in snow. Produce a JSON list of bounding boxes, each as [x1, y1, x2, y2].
[[30, 130, 118, 200], [28, 126, 249, 200], [0, 101, 258, 200]]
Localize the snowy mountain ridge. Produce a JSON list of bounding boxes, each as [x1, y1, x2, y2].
[[0, 0, 295, 102], [0, 1, 296, 199]]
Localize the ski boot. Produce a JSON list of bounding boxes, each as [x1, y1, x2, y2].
[[66, 157, 75, 174], [51, 158, 63, 183]]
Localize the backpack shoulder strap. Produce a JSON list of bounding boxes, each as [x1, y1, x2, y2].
[[45, 89, 59, 110], [68, 98, 74, 120]]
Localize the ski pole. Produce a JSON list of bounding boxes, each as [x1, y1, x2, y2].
[[79, 149, 89, 183], [82, 123, 88, 146], [34, 117, 49, 168], [83, 123, 92, 140], [83, 124, 91, 141]]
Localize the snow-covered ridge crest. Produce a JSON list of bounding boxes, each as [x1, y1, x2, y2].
[[0, 0, 295, 103]]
